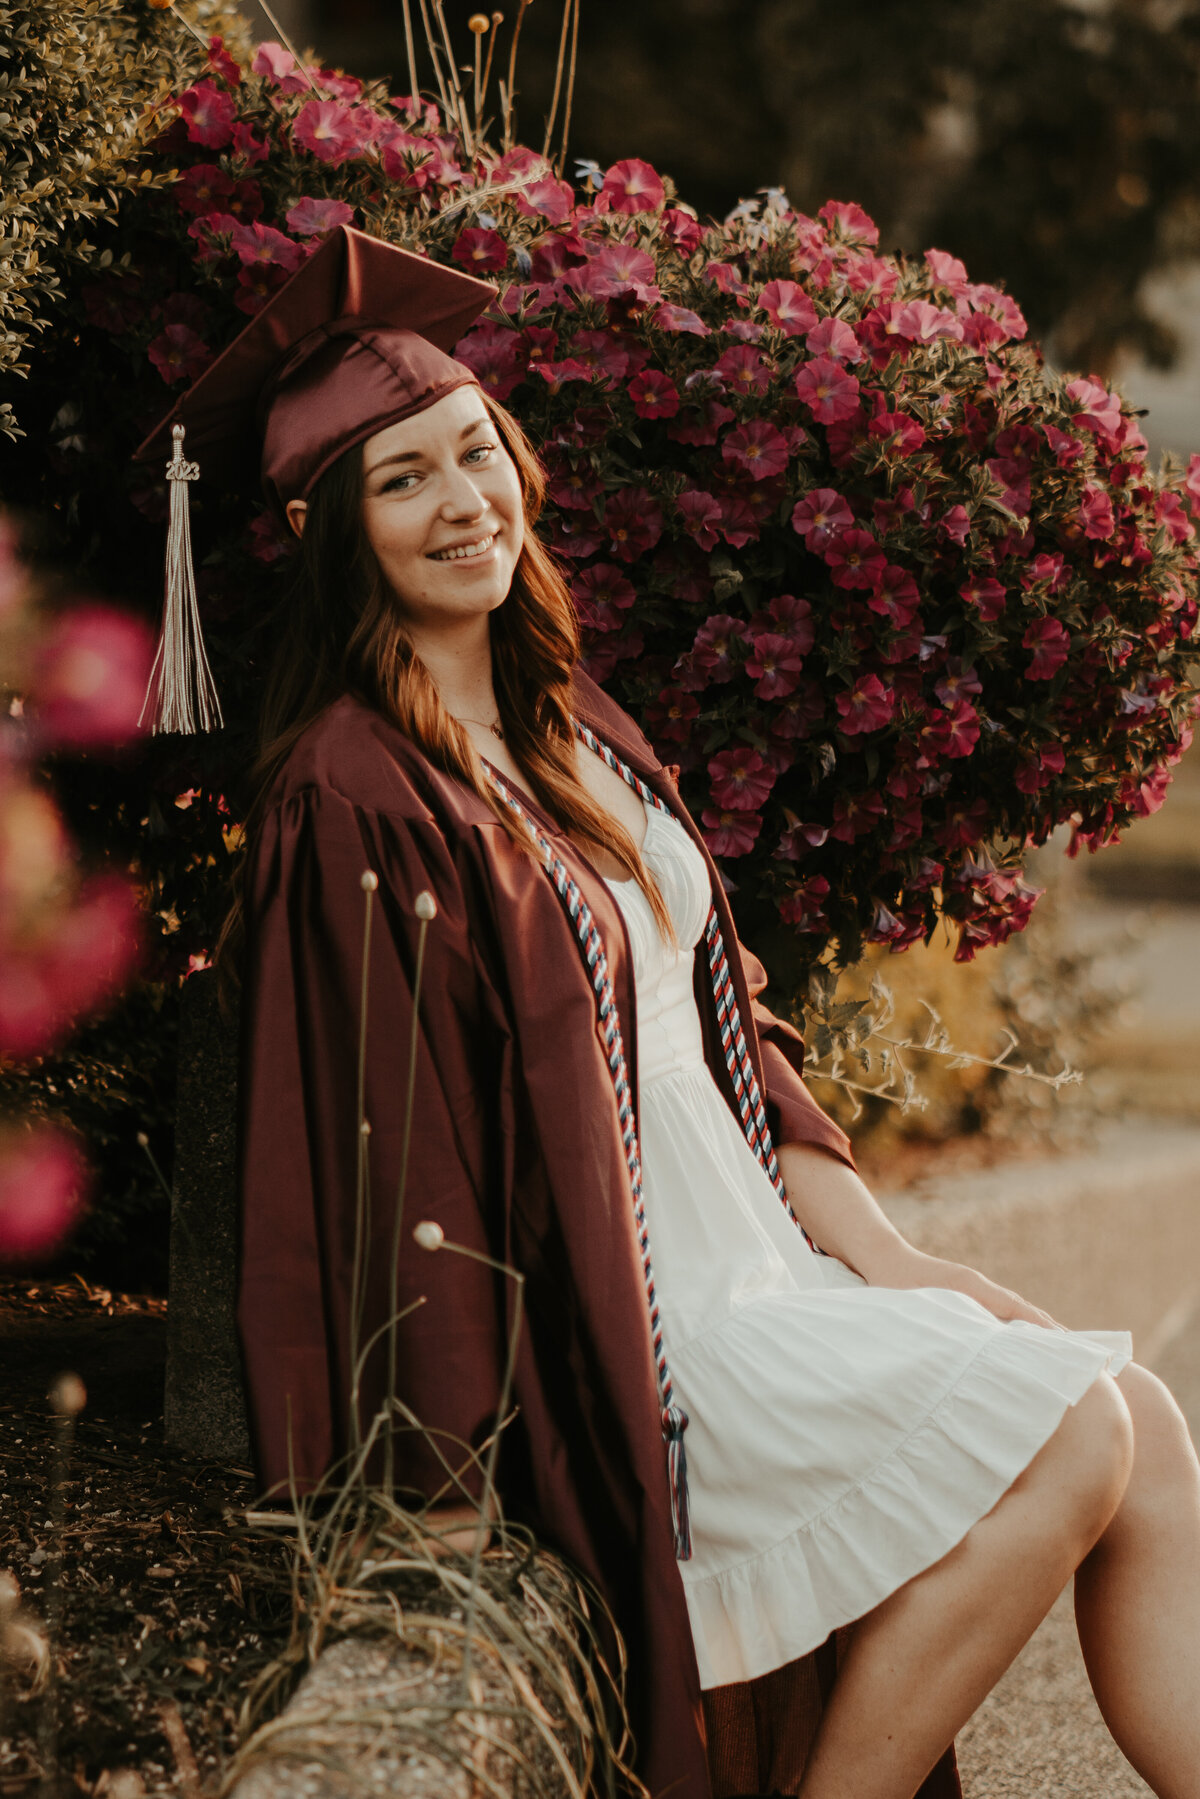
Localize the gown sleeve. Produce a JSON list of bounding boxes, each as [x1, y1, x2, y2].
[[237, 779, 508, 1500], [736, 937, 857, 1172]]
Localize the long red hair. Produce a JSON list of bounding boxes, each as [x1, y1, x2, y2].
[[219, 392, 671, 977]]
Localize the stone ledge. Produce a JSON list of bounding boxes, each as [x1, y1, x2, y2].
[[879, 1122, 1200, 1364]]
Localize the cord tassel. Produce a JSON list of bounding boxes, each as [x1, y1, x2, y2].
[[662, 1403, 692, 1561], [140, 424, 223, 735]]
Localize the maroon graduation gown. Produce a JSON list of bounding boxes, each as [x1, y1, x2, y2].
[[237, 669, 961, 1799]]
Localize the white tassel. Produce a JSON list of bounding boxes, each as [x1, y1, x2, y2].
[[140, 424, 224, 735]]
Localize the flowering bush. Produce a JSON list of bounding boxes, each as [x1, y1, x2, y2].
[[4, 11, 1197, 991], [0, 519, 151, 1263]]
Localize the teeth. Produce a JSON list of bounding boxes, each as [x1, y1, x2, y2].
[[432, 534, 494, 562]]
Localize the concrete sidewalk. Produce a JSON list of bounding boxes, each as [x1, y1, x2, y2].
[[955, 1292, 1200, 1797]]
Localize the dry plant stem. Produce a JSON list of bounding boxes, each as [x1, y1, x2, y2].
[[479, 15, 503, 132], [160, 1, 213, 59], [541, 0, 574, 159], [399, 0, 420, 100], [136, 1130, 172, 1202], [417, 0, 454, 116], [503, 0, 533, 149], [349, 880, 377, 1454], [558, 0, 581, 172], [474, 27, 483, 119], [383, 911, 432, 1499], [432, 0, 473, 153], [250, 0, 321, 91], [36, 1407, 75, 1796]]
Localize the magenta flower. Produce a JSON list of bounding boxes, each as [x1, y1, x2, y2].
[[231, 121, 270, 163], [207, 34, 241, 85], [690, 613, 747, 683], [663, 207, 704, 253], [791, 487, 853, 550], [454, 322, 523, 401], [836, 674, 897, 736], [231, 222, 305, 272], [82, 279, 144, 334], [926, 247, 969, 289], [770, 681, 824, 740], [938, 797, 990, 854], [252, 41, 303, 84], [451, 226, 509, 274], [30, 606, 154, 750], [960, 574, 1007, 620], [1024, 617, 1071, 681], [599, 158, 665, 215], [515, 175, 575, 225], [571, 562, 637, 631], [779, 876, 830, 929], [819, 200, 879, 245], [1156, 492, 1194, 545], [704, 260, 750, 298], [646, 685, 700, 743], [668, 396, 735, 445], [293, 99, 370, 164], [701, 808, 763, 857], [824, 527, 886, 590], [894, 300, 964, 344], [868, 564, 920, 625], [764, 593, 816, 654], [757, 279, 818, 336], [605, 488, 663, 562], [653, 303, 711, 337], [148, 322, 212, 385], [746, 632, 805, 699], [708, 747, 775, 811], [804, 317, 863, 363], [675, 490, 723, 550], [287, 196, 355, 236], [1079, 484, 1117, 541], [713, 345, 771, 397], [721, 419, 790, 482], [0, 1129, 89, 1265], [1067, 377, 1124, 450], [830, 790, 887, 840], [177, 81, 237, 149], [1185, 452, 1200, 516], [869, 410, 926, 455], [940, 505, 971, 545], [794, 355, 861, 422], [584, 243, 660, 303], [628, 370, 680, 419], [174, 162, 234, 216], [566, 330, 632, 383], [235, 265, 289, 315], [247, 512, 293, 564]]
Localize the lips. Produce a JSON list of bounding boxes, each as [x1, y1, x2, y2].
[[429, 532, 497, 563]]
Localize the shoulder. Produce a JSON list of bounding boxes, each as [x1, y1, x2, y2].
[[266, 694, 447, 823]]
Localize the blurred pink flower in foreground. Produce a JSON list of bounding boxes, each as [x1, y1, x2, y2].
[[29, 605, 155, 750], [0, 1128, 90, 1264]]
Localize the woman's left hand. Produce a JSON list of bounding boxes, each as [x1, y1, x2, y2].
[[874, 1246, 1064, 1332]]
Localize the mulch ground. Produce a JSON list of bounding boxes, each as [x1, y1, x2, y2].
[[0, 1277, 293, 1797]]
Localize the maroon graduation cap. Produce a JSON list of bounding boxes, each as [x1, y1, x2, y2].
[[135, 226, 496, 733]]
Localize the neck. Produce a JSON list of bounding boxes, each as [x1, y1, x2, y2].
[[407, 615, 499, 723]]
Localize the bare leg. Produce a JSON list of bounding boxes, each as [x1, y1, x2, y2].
[[1073, 1362, 1200, 1799], [797, 1373, 1134, 1799]]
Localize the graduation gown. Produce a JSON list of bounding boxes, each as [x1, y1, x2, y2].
[[237, 669, 961, 1799]]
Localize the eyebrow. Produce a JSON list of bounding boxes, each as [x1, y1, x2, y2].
[[364, 416, 492, 477]]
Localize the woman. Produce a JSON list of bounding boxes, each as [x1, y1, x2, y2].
[[142, 228, 1200, 1799]]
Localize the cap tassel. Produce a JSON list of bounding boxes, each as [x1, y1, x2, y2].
[[140, 424, 224, 735]]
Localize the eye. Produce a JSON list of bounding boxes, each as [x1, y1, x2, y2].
[[380, 470, 420, 493], [463, 441, 497, 466]]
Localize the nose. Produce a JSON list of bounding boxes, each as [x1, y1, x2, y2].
[[439, 461, 489, 521]]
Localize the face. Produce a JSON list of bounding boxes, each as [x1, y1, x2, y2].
[[355, 385, 523, 634]]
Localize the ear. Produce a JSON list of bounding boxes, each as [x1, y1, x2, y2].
[[285, 498, 308, 540]]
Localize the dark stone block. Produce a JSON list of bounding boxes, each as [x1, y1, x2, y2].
[[164, 969, 252, 1464]]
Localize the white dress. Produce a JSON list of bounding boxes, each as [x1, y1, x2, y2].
[[603, 798, 1132, 1690]]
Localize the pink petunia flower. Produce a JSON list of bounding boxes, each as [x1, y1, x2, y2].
[[571, 562, 637, 632], [791, 487, 853, 550], [292, 99, 371, 164], [938, 797, 990, 854], [646, 685, 700, 743], [675, 490, 723, 551], [703, 260, 749, 298], [940, 504, 971, 545], [653, 303, 711, 337], [231, 121, 270, 164], [746, 632, 805, 699], [252, 41, 302, 84], [287, 196, 355, 236], [454, 321, 523, 401], [868, 563, 920, 625], [960, 574, 1007, 620], [599, 158, 665, 215], [451, 226, 509, 274], [701, 808, 763, 857], [836, 674, 896, 736], [0, 1129, 89, 1265], [663, 207, 704, 253], [174, 162, 234, 215], [708, 746, 775, 811], [1023, 617, 1071, 681], [722, 419, 790, 481], [757, 279, 817, 336], [567, 330, 632, 383], [605, 488, 663, 562], [804, 317, 863, 363], [794, 355, 861, 423], [824, 527, 886, 590], [1067, 377, 1124, 450], [29, 606, 154, 750], [230, 221, 305, 272], [819, 200, 879, 245], [148, 323, 212, 385], [713, 345, 771, 397], [925, 247, 969, 289], [690, 613, 747, 683], [207, 34, 241, 85], [869, 409, 926, 455], [1078, 484, 1116, 541], [830, 790, 887, 840], [894, 300, 964, 344], [177, 81, 237, 149], [514, 175, 576, 225], [628, 370, 680, 419], [583, 242, 660, 303], [779, 876, 830, 929]]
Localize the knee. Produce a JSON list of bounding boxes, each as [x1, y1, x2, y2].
[[1116, 1362, 1200, 1504], [1051, 1373, 1135, 1538]]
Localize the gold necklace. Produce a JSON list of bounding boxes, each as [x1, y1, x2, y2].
[[455, 713, 504, 741]]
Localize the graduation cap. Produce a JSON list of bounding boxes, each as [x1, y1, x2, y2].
[[135, 226, 497, 734]]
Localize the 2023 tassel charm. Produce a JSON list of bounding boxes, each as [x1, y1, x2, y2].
[[140, 423, 224, 735]]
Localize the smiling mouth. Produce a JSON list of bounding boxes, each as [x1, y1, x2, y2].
[[429, 533, 497, 563]]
